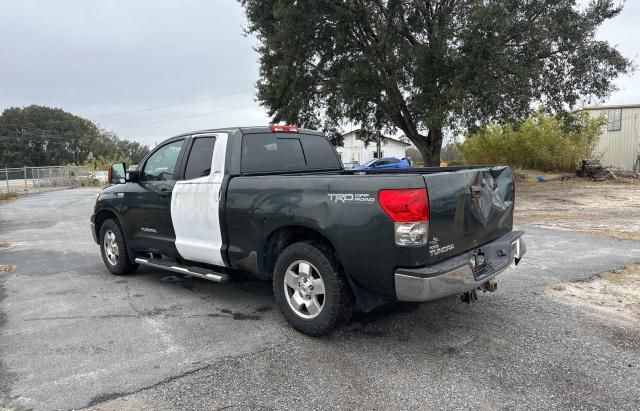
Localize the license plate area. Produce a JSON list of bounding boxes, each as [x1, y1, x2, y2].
[[471, 248, 493, 280]]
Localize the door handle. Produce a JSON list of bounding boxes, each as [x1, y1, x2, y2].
[[158, 190, 171, 197]]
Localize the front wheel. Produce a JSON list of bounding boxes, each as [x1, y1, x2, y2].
[[99, 219, 138, 275], [273, 241, 352, 336]]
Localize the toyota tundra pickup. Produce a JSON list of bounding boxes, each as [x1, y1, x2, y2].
[[91, 125, 525, 335]]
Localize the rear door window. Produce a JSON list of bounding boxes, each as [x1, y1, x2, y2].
[[299, 134, 341, 169], [184, 137, 216, 179], [241, 134, 306, 173]]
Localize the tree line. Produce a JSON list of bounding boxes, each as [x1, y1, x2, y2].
[[0, 105, 149, 168]]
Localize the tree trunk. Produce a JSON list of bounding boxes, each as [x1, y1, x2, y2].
[[388, 105, 443, 166], [405, 127, 443, 167], [423, 127, 443, 167]]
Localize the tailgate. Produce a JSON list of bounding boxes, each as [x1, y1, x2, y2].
[[425, 166, 514, 263]]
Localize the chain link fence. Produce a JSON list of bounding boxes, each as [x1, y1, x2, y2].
[[0, 166, 108, 195]]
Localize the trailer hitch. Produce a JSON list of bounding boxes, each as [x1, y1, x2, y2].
[[460, 290, 477, 304], [480, 279, 498, 293]]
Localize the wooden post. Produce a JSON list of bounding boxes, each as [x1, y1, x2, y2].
[[4, 168, 9, 193], [23, 167, 28, 192]]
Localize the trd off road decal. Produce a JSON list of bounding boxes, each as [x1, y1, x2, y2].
[[428, 237, 455, 256], [327, 193, 375, 204]]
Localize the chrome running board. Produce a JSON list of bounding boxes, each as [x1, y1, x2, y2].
[[135, 257, 230, 283]]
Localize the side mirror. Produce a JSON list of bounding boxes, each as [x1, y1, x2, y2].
[[126, 169, 139, 182], [109, 162, 126, 184]]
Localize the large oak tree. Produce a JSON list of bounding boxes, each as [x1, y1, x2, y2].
[[241, 0, 632, 165]]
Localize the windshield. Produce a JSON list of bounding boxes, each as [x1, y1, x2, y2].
[[364, 159, 378, 166]]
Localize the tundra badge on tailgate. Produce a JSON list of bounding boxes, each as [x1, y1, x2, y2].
[[428, 237, 455, 256]]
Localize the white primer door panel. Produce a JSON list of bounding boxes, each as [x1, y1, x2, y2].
[[171, 133, 227, 266]]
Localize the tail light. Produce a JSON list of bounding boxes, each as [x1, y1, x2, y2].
[[378, 189, 429, 246]]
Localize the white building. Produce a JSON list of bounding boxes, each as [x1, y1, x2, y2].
[[335, 129, 410, 167]]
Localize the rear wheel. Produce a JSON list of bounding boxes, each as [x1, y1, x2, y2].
[[99, 219, 138, 275], [273, 241, 352, 336]]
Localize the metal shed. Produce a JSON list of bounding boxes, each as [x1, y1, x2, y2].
[[579, 104, 640, 171]]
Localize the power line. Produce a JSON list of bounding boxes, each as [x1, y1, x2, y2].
[[92, 89, 255, 119], [0, 101, 262, 133], [0, 126, 81, 134], [0, 134, 147, 146], [0, 102, 261, 141], [0, 127, 130, 143], [110, 103, 260, 130], [0, 127, 96, 140], [0, 124, 138, 140], [0, 88, 257, 129], [0, 124, 94, 135], [0, 136, 88, 143], [0, 139, 77, 146]]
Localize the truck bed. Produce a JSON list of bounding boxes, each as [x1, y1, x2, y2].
[[225, 165, 514, 298]]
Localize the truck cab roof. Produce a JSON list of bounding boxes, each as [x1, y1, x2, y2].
[[168, 126, 324, 140]]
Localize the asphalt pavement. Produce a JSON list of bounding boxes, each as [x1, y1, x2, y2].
[[1, 189, 639, 410]]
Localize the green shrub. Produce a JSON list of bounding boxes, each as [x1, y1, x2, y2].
[[458, 111, 604, 172], [441, 142, 464, 161]]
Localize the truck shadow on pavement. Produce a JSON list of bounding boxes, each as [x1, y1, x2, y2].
[[131, 265, 469, 338], [128, 266, 277, 322], [124, 265, 456, 336]]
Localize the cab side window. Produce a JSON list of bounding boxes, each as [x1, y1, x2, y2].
[[241, 134, 306, 173], [141, 140, 184, 181], [184, 137, 216, 179]]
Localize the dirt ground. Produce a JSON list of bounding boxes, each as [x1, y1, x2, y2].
[[515, 178, 640, 240], [516, 176, 640, 328], [547, 264, 640, 328]]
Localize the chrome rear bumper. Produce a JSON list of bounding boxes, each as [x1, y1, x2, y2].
[[394, 231, 526, 302]]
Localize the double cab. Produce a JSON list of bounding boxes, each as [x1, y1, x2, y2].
[[91, 125, 525, 335]]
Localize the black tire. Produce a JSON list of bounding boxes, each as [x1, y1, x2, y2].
[[273, 241, 353, 336], [99, 219, 138, 275]]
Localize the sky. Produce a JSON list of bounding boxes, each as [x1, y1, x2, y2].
[[0, 0, 638, 147]]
